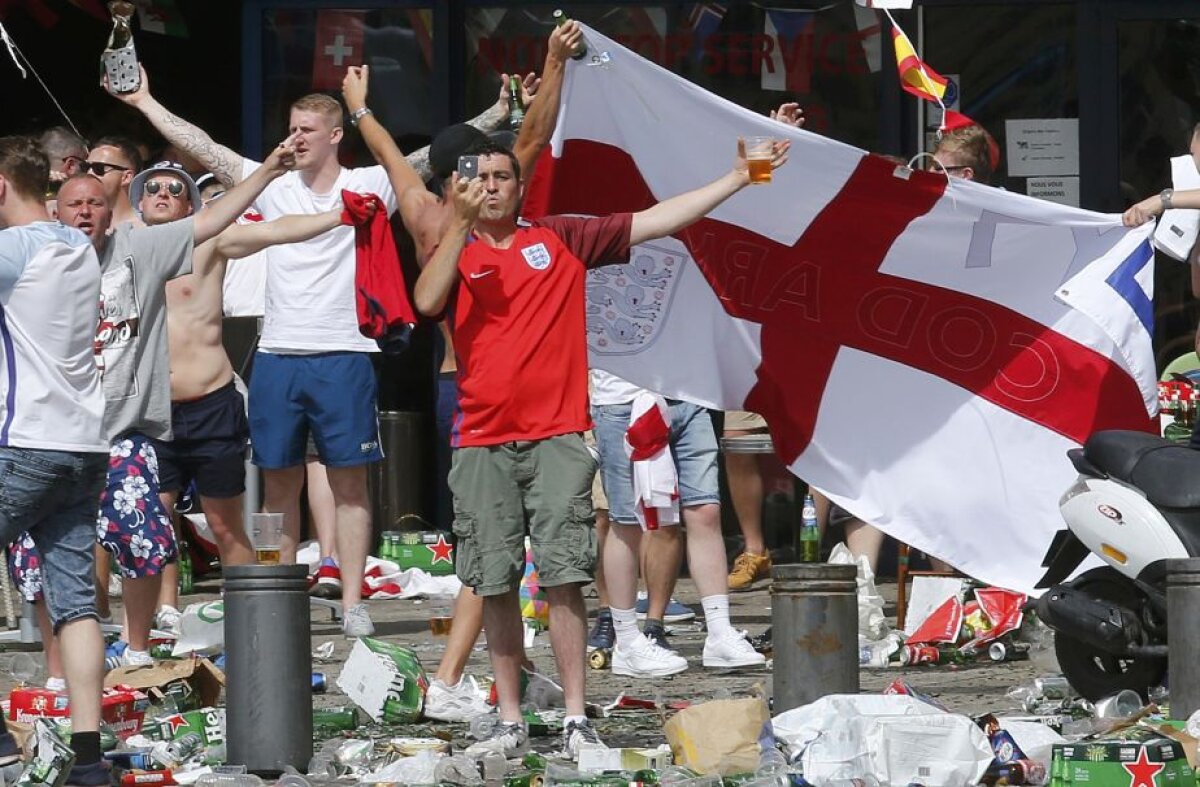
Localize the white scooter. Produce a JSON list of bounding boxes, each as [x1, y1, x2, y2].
[[1034, 430, 1200, 700]]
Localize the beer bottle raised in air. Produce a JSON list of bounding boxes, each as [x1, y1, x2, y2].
[[799, 493, 820, 562], [509, 75, 526, 131], [553, 9, 587, 60], [102, 2, 141, 94]]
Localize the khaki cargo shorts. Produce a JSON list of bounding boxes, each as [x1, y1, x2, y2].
[[449, 433, 598, 596], [724, 410, 768, 432]]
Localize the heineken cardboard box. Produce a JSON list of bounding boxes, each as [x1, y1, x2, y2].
[[1050, 736, 1194, 786], [391, 530, 455, 576], [336, 637, 429, 723]]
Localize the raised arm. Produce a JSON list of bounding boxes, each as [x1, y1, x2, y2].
[[402, 77, 520, 182], [343, 66, 426, 202], [104, 65, 245, 187], [512, 21, 581, 177], [629, 138, 789, 247], [415, 174, 484, 316], [192, 141, 295, 244]]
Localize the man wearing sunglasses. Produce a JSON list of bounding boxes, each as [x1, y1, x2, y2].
[[149, 162, 371, 634], [84, 136, 143, 227], [56, 144, 296, 667]]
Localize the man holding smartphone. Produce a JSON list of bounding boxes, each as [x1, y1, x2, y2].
[[415, 136, 788, 758]]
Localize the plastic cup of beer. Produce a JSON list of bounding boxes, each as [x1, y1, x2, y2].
[[745, 136, 774, 184], [429, 600, 453, 636], [250, 512, 284, 565]]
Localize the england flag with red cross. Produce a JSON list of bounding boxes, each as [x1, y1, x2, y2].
[[523, 26, 1158, 594]]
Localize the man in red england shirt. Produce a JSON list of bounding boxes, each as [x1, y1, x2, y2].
[[415, 137, 787, 758]]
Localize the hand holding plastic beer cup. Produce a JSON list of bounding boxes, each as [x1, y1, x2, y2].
[[738, 137, 791, 185], [250, 512, 284, 565]]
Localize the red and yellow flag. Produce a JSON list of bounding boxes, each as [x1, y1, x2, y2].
[[891, 26, 948, 103]]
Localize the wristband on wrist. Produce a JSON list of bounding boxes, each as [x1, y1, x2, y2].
[[349, 107, 372, 126]]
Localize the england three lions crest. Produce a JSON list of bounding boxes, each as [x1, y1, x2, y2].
[[586, 238, 685, 356], [522, 242, 552, 270]]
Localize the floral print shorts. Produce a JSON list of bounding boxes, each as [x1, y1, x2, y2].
[[97, 434, 178, 578]]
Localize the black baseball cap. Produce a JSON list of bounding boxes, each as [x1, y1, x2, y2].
[[429, 124, 488, 180]]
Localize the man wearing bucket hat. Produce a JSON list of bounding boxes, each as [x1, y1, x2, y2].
[[151, 164, 376, 634], [56, 142, 296, 667]]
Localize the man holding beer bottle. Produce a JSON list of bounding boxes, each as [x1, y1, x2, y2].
[[415, 135, 788, 758]]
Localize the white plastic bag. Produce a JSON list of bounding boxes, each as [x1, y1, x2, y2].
[[772, 695, 991, 786], [828, 543, 888, 641], [171, 600, 224, 657]]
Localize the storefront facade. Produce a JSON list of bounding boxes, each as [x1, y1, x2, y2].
[[239, 1, 1200, 373]]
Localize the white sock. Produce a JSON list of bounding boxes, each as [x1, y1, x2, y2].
[[564, 714, 587, 728], [611, 606, 642, 648], [702, 594, 733, 638], [45, 676, 66, 692]]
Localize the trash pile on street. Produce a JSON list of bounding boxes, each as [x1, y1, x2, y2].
[[2, 535, 1198, 787]]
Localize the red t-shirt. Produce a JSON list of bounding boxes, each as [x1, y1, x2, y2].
[[451, 213, 633, 447]]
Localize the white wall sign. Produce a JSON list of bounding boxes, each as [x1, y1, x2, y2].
[[1026, 176, 1081, 207], [1005, 119, 1080, 177]]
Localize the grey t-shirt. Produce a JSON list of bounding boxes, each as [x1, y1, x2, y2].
[[95, 219, 194, 441]]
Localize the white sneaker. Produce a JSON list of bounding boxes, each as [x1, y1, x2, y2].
[[424, 676, 491, 722], [612, 634, 688, 677], [703, 629, 767, 668], [155, 605, 182, 635], [464, 721, 529, 758], [342, 603, 375, 638], [562, 718, 604, 760], [119, 648, 154, 667]]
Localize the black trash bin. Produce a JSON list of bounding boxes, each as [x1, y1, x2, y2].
[[369, 411, 428, 544]]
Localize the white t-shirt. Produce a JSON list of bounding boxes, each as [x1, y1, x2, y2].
[[222, 210, 267, 317], [0, 222, 106, 452], [590, 369, 647, 406], [242, 159, 397, 353]]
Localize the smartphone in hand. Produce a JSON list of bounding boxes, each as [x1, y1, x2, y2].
[[457, 155, 479, 180]]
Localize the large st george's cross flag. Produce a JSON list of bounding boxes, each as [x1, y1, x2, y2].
[[522, 26, 1157, 594]]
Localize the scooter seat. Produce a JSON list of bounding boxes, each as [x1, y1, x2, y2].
[[1084, 430, 1200, 509]]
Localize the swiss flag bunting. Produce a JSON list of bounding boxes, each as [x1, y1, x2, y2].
[[312, 10, 365, 91]]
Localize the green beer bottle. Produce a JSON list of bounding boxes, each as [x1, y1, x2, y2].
[[509, 75, 525, 130], [553, 9, 587, 60], [178, 541, 194, 595], [312, 705, 359, 731], [799, 494, 820, 563]]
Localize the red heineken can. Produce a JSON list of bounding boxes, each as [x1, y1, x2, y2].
[[899, 644, 941, 665]]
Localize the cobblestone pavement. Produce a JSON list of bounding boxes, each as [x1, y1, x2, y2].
[[0, 574, 1047, 753]]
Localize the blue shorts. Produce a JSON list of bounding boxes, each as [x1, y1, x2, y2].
[[0, 447, 106, 630], [249, 351, 383, 469], [591, 400, 720, 526]]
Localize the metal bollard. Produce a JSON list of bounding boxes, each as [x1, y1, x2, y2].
[[224, 565, 313, 776], [1167, 558, 1200, 719], [771, 563, 859, 713]]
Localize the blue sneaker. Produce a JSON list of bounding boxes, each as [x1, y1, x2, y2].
[[104, 640, 127, 671], [587, 609, 614, 651], [635, 594, 695, 623]]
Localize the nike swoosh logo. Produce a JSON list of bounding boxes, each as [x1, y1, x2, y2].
[[469, 270, 496, 280]]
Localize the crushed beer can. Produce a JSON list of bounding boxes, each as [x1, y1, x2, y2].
[[14, 719, 76, 787]]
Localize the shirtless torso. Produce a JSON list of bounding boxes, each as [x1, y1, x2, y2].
[[164, 240, 234, 401]]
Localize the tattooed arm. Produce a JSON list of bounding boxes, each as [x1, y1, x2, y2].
[[400, 87, 511, 182], [104, 65, 246, 187]]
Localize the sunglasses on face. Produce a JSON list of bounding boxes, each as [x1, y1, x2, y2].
[[81, 161, 129, 176], [145, 179, 186, 198]]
